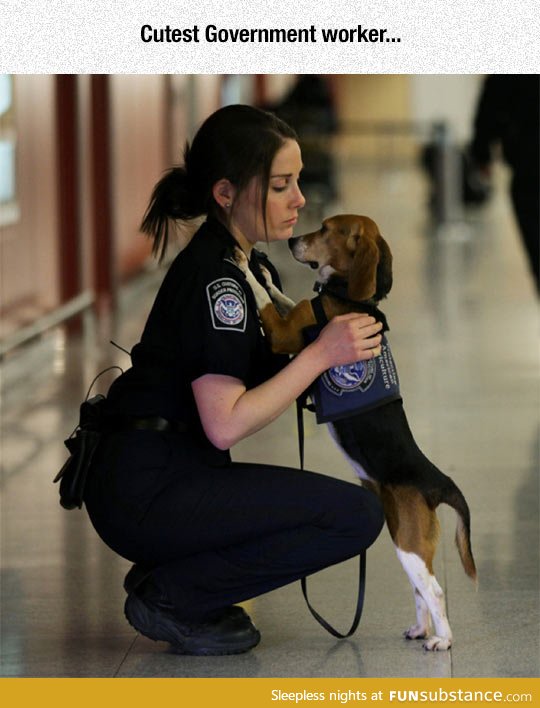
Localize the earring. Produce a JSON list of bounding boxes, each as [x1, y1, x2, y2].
[[224, 202, 231, 208]]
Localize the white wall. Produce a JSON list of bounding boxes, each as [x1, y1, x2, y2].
[[409, 75, 484, 145]]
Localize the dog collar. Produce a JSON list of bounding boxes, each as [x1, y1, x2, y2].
[[312, 280, 389, 332]]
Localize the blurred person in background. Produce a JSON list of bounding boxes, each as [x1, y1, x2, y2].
[[469, 74, 539, 293]]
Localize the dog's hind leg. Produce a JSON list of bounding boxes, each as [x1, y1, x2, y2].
[[382, 486, 452, 651], [396, 548, 452, 651], [405, 587, 431, 640]]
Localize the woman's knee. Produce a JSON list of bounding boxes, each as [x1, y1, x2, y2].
[[334, 484, 385, 548]]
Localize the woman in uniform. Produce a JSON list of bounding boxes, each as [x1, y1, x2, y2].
[[84, 104, 385, 656]]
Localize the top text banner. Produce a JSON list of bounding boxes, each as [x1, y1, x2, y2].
[[1, 0, 539, 73]]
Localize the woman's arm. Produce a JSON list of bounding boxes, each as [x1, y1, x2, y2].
[[192, 313, 383, 450]]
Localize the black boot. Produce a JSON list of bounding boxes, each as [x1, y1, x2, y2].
[[124, 565, 254, 630], [124, 577, 261, 655]]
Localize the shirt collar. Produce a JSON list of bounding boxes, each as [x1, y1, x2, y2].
[[203, 216, 268, 266]]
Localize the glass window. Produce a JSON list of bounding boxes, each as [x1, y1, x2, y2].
[[0, 74, 19, 225]]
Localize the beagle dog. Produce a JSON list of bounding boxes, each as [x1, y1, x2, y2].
[[234, 214, 477, 651]]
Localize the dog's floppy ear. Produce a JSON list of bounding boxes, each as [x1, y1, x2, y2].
[[374, 234, 393, 299], [346, 229, 380, 301]]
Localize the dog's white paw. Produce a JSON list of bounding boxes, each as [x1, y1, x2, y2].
[[404, 624, 428, 640], [259, 264, 274, 288], [423, 635, 452, 651], [233, 246, 249, 273]]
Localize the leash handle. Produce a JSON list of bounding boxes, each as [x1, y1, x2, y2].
[[296, 394, 367, 639], [301, 550, 366, 639]]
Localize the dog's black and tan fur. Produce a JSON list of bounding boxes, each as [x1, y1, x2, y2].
[[235, 214, 477, 651]]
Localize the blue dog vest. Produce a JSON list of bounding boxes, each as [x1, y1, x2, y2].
[[303, 293, 401, 424]]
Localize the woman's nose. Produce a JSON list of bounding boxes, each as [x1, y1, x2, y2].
[[292, 184, 306, 210]]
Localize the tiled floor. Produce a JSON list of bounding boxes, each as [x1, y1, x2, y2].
[[1, 158, 538, 677]]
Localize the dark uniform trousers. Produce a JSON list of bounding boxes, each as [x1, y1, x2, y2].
[[85, 428, 384, 621]]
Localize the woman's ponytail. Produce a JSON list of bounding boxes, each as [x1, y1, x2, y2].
[[140, 155, 204, 262]]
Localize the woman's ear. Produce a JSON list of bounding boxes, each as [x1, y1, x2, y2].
[[212, 179, 236, 210]]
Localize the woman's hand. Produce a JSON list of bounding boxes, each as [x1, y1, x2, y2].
[[192, 314, 383, 450], [312, 313, 383, 370]]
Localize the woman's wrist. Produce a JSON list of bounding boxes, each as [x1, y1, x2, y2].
[[295, 340, 330, 379]]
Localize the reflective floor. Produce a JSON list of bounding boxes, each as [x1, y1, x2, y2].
[[1, 158, 538, 677]]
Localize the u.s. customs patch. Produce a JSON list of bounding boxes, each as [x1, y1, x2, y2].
[[206, 278, 247, 332]]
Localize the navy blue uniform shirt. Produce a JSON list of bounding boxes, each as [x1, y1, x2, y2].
[[106, 217, 288, 457]]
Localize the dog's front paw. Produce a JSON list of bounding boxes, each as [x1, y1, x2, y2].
[[259, 265, 274, 289], [233, 246, 249, 274], [423, 635, 452, 651], [404, 624, 428, 640]]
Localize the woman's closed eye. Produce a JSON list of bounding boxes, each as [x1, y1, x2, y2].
[[271, 176, 302, 194], [271, 179, 289, 193]]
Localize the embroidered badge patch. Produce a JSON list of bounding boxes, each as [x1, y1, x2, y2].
[[309, 335, 401, 423], [206, 278, 247, 332], [322, 359, 377, 396]]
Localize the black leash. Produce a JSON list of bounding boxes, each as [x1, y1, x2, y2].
[[296, 396, 367, 639], [301, 552, 367, 639]]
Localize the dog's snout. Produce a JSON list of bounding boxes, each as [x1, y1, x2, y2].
[[288, 236, 309, 264]]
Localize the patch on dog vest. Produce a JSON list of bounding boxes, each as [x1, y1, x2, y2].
[[207, 278, 247, 332], [304, 328, 401, 423]]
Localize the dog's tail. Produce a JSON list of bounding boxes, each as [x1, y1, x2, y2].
[[429, 480, 478, 586]]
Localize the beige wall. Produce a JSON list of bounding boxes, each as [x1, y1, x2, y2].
[[336, 75, 411, 123], [264, 75, 297, 105], [332, 74, 482, 163], [334, 75, 413, 161]]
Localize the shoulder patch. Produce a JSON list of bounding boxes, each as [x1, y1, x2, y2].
[[206, 278, 247, 332]]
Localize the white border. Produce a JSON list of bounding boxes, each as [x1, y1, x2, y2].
[[1, 0, 538, 74]]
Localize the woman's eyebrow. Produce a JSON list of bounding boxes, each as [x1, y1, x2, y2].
[[270, 167, 304, 179]]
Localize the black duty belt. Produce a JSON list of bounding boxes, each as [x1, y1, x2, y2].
[[54, 392, 189, 511], [106, 416, 188, 434]]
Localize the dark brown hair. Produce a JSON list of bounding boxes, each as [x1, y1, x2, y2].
[[141, 104, 297, 261]]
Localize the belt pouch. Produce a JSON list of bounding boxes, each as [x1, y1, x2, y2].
[[53, 394, 106, 509]]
